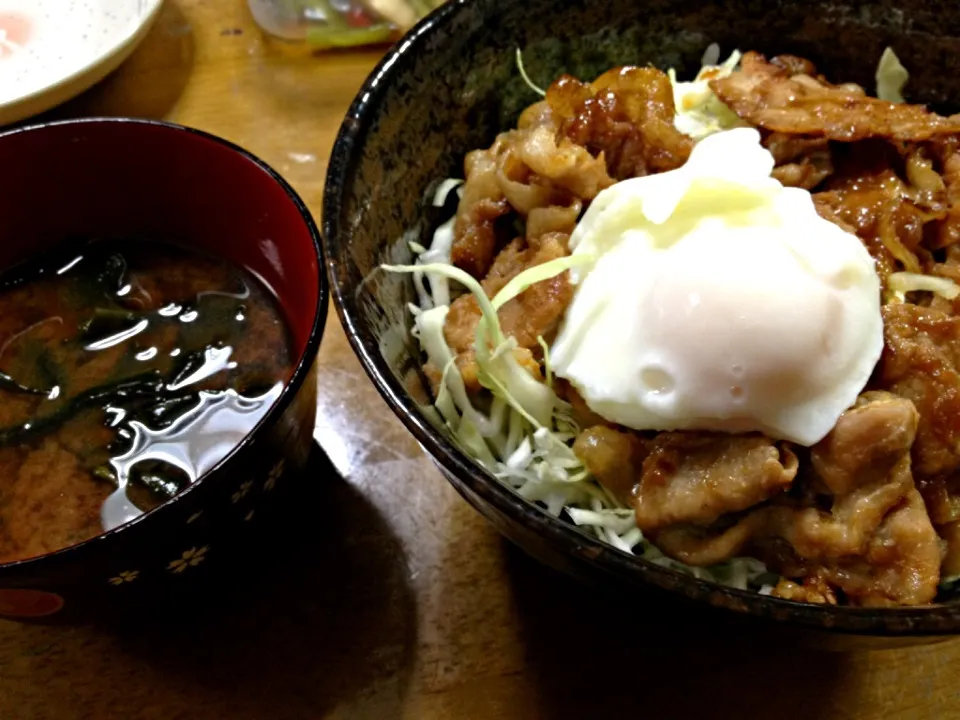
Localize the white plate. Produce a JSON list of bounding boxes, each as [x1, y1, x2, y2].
[[0, 0, 164, 126]]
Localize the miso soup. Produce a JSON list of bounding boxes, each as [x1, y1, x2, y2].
[[0, 239, 294, 563]]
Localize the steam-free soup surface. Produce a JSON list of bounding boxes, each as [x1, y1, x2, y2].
[[0, 239, 293, 563]]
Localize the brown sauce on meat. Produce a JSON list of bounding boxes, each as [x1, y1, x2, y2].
[[437, 49, 960, 605], [0, 240, 293, 563]]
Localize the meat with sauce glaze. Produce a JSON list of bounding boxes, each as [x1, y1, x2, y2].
[[430, 48, 960, 605], [649, 394, 942, 606]]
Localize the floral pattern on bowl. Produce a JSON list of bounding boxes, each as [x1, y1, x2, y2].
[[100, 457, 292, 592]]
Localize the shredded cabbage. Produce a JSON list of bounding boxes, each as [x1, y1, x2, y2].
[[432, 178, 463, 207], [516, 48, 547, 97], [888, 272, 960, 301], [942, 573, 960, 590], [537, 336, 553, 388], [876, 47, 909, 103], [382, 251, 655, 553], [668, 46, 745, 140], [383, 190, 777, 590]]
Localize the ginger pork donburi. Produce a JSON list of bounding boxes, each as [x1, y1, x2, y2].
[[387, 47, 960, 607]]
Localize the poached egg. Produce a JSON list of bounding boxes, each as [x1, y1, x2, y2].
[[550, 128, 884, 446]]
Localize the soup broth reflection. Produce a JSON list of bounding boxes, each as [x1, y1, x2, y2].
[[0, 239, 293, 563]]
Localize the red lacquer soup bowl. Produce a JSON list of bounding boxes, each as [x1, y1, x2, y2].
[[0, 118, 326, 623]]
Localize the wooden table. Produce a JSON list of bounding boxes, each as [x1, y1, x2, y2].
[[1, 2, 959, 718]]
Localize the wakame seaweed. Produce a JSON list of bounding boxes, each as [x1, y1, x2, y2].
[[0, 238, 295, 563]]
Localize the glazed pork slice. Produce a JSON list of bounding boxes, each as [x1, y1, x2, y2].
[[879, 302, 960, 478], [764, 131, 834, 190], [573, 425, 648, 503], [551, 66, 693, 180], [573, 427, 798, 531], [450, 125, 610, 279], [710, 51, 960, 142], [651, 394, 942, 606], [449, 137, 512, 279], [441, 231, 574, 392], [632, 432, 798, 533]]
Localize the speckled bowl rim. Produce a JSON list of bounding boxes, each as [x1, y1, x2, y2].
[[323, 0, 960, 636], [0, 116, 328, 574], [0, 0, 165, 127]]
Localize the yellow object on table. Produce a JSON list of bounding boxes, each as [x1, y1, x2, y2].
[[2, 1, 960, 718]]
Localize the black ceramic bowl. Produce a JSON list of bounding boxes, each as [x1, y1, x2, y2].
[[0, 118, 326, 623], [323, 0, 960, 643]]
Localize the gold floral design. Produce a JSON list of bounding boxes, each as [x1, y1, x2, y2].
[[187, 510, 203, 524], [264, 460, 285, 492], [244, 509, 255, 522], [108, 570, 140, 586], [167, 546, 209, 574], [231, 480, 253, 504]]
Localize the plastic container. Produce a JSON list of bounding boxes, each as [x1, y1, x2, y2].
[[247, 0, 441, 50]]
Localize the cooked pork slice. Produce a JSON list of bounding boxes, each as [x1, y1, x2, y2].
[[573, 425, 648, 503], [450, 124, 611, 279], [880, 303, 960, 478], [711, 52, 960, 142], [651, 394, 941, 605], [450, 139, 512, 278], [443, 233, 573, 392], [548, 67, 693, 179], [633, 433, 798, 533], [764, 132, 834, 189]]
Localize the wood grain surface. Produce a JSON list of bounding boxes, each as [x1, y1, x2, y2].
[[1, 2, 959, 718]]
